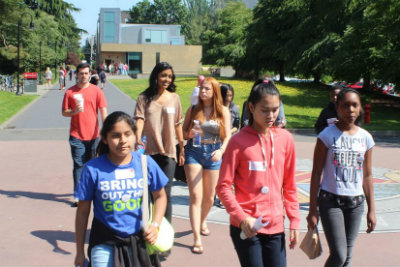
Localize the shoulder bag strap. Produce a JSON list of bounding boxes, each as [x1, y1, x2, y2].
[[141, 154, 150, 231]]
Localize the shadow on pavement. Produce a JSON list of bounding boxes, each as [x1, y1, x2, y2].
[[31, 229, 90, 255], [0, 189, 73, 206], [31, 230, 75, 255], [173, 241, 192, 250], [175, 230, 192, 238]]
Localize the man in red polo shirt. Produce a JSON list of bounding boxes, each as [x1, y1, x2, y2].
[[62, 63, 108, 207]]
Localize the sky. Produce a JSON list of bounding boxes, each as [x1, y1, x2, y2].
[[65, 0, 139, 45]]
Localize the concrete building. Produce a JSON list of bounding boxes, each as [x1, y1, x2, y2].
[[96, 8, 202, 76]]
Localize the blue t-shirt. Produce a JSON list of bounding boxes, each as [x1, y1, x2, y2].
[[75, 152, 169, 237], [318, 125, 375, 196]]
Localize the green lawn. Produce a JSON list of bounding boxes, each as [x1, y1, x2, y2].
[[110, 77, 400, 130], [0, 91, 38, 125]]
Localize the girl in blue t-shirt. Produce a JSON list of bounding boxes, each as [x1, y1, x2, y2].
[[74, 111, 168, 267], [307, 88, 376, 267]]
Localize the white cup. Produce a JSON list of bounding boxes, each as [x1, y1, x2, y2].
[[73, 94, 84, 112]]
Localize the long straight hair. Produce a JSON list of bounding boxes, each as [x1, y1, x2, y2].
[[96, 111, 137, 157], [188, 77, 226, 140], [143, 62, 176, 104]]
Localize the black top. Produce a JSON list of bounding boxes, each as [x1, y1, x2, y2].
[[314, 102, 338, 134]]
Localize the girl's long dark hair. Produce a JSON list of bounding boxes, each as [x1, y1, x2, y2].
[[96, 111, 136, 156], [336, 88, 363, 126], [220, 83, 234, 104], [247, 79, 281, 126], [143, 62, 176, 104]]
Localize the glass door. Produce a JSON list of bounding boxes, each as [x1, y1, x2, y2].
[[127, 52, 142, 75]]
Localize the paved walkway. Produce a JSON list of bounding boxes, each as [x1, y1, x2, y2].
[[0, 78, 399, 266]]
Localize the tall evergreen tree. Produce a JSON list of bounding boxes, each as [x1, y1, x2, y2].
[[201, 1, 252, 73]]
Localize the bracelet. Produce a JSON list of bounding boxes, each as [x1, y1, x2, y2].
[[151, 221, 159, 229], [219, 147, 225, 153]]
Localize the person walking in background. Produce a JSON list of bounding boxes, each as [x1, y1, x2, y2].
[[307, 88, 376, 267], [220, 83, 240, 134], [59, 67, 66, 90], [74, 111, 167, 267], [314, 85, 342, 134], [124, 63, 129, 75], [62, 62, 108, 207], [69, 68, 73, 81], [119, 62, 124, 75], [109, 63, 114, 75], [190, 75, 205, 106], [217, 80, 300, 267], [241, 79, 286, 129], [45, 66, 52, 88], [240, 100, 249, 129], [134, 62, 185, 253], [182, 77, 231, 254], [63, 66, 67, 88], [99, 68, 107, 89], [89, 69, 100, 86], [114, 63, 119, 75]]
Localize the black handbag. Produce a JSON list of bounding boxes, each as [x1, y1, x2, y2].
[[174, 144, 186, 183]]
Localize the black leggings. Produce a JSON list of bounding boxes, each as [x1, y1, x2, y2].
[[150, 154, 176, 223]]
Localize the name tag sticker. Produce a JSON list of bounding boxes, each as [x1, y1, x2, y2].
[[166, 107, 175, 114], [249, 161, 266, 171], [115, 169, 135, 180], [209, 120, 219, 126]]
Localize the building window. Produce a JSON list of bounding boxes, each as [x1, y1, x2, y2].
[[156, 52, 160, 65], [144, 30, 167, 44], [104, 11, 115, 42], [170, 37, 181, 45], [127, 52, 142, 74]]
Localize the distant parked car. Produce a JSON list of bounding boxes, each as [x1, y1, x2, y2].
[[347, 82, 363, 89], [381, 83, 395, 94]]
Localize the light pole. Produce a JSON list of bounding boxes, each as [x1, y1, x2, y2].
[[88, 35, 94, 68], [54, 39, 58, 81], [54, 37, 64, 81], [39, 41, 42, 84], [17, 12, 35, 95]]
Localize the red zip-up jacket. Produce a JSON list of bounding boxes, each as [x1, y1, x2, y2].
[[216, 126, 300, 234]]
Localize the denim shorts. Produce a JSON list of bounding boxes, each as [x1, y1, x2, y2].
[[185, 139, 222, 170]]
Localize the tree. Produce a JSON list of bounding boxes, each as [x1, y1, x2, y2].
[[201, 1, 252, 73], [37, 0, 82, 50], [129, 0, 157, 24], [292, 0, 351, 83], [129, 0, 188, 25], [245, 0, 306, 80], [184, 0, 224, 44], [129, 0, 189, 43], [0, 0, 81, 75], [368, 0, 400, 85], [128, 0, 225, 45]]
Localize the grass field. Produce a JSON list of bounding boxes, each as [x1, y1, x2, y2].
[[110, 77, 400, 130], [0, 91, 37, 126]]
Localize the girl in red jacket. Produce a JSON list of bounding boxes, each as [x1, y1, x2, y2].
[[217, 80, 300, 267]]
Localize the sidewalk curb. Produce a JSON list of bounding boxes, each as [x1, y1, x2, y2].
[[107, 80, 137, 104], [0, 84, 51, 130], [288, 128, 400, 139]]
